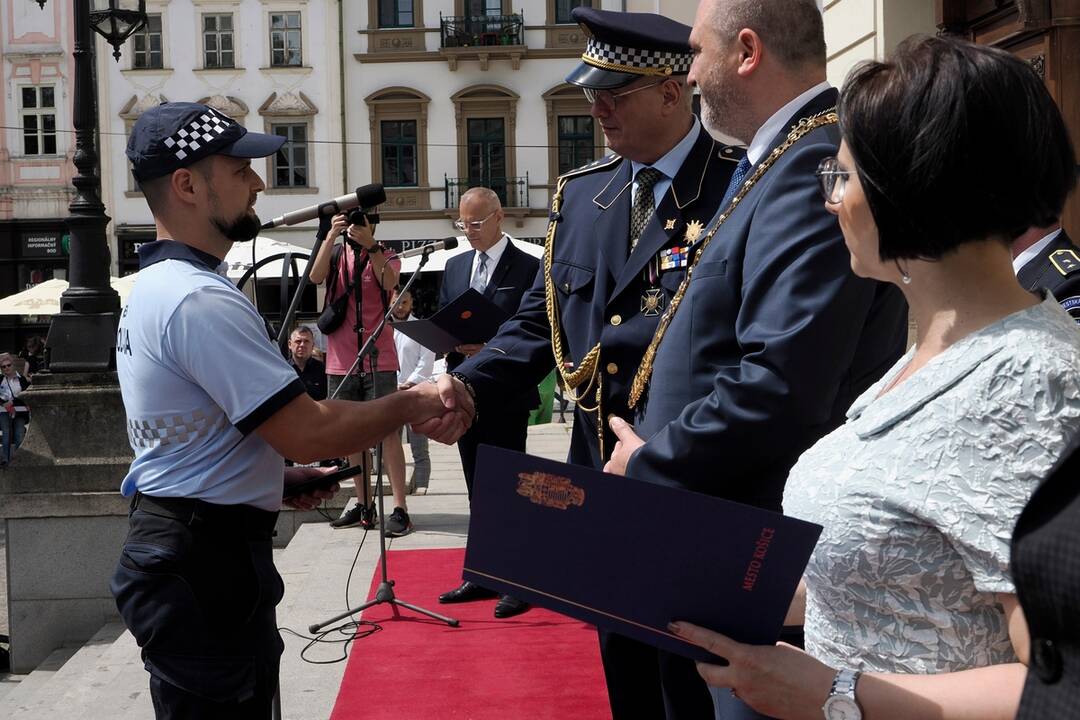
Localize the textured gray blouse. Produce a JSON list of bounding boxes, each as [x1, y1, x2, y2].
[[784, 296, 1080, 674]]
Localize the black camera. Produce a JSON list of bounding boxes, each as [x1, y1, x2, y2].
[[347, 208, 380, 227]]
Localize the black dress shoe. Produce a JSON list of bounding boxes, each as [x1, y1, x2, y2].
[[438, 581, 498, 604], [493, 594, 530, 619]]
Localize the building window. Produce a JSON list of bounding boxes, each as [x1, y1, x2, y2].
[[272, 124, 308, 188], [381, 120, 418, 186], [557, 116, 594, 175], [465, 0, 503, 14], [554, 0, 589, 23], [203, 14, 234, 68], [379, 0, 414, 28], [270, 12, 302, 67], [132, 14, 163, 69], [21, 86, 57, 156]]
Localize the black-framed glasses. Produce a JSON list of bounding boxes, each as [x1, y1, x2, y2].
[[453, 210, 497, 232], [815, 156, 850, 204], [583, 81, 664, 110]]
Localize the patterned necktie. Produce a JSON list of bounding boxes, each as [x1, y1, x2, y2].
[[471, 251, 489, 293], [720, 156, 752, 208], [630, 167, 663, 250]]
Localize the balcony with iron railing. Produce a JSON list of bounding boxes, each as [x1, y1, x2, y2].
[[438, 13, 526, 70], [445, 174, 530, 210]]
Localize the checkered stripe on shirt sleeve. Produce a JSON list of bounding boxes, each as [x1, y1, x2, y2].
[[127, 406, 229, 449], [162, 110, 231, 161], [585, 40, 693, 73]]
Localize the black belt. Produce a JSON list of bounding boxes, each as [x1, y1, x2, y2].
[[131, 492, 278, 539]]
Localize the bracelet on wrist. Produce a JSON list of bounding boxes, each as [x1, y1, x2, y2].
[[448, 371, 479, 423]]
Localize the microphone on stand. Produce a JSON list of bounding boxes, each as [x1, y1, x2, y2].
[[395, 237, 460, 259], [260, 183, 386, 229]]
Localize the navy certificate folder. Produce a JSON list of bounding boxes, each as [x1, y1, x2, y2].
[[463, 446, 823, 662], [391, 288, 509, 354]]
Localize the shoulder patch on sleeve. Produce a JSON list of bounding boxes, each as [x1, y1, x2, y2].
[[1059, 295, 1080, 325], [1049, 249, 1080, 277]]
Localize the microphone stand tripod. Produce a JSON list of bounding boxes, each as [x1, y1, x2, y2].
[[312, 244, 459, 632]]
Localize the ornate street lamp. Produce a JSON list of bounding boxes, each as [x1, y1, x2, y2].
[[89, 0, 148, 62], [32, 0, 146, 371]]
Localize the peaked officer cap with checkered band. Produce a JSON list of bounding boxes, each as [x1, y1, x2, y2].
[[126, 102, 286, 182], [566, 7, 694, 90]]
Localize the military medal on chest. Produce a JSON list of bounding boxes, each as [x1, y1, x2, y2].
[[641, 287, 665, 316]]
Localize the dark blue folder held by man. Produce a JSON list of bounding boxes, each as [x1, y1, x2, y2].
[[463, 446, 822, 662], [391, 288, 508, 355]]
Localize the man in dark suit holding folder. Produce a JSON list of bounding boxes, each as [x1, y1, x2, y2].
[[437, 187, 540, 618]]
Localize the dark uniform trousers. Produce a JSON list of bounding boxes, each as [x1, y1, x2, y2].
[[110, 495, 284, 719], [457, 125, 743, 719]]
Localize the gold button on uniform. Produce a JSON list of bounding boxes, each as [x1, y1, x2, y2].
[[606, 362, 619, 375], [610, 314, 622, 326]]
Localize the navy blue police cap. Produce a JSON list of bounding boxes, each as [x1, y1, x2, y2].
[[126, 102, 285, 182], [566, 7, 694, 90]]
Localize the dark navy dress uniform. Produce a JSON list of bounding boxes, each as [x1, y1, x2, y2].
[[459, 134, 741, 471], [455, 7, 741, 718], [440, 235, 540, 496], [624, 87, 908, 719], [1016, 230, 1080, 324]]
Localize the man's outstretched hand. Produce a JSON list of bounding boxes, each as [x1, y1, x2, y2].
[[408, 374, 475, 444]]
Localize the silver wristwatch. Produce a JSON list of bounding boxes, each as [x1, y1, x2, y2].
[[821, 668, 862, 720]]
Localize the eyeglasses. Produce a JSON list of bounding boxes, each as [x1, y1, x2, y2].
[[454, 210, 497, 232], [583, 81, 664, 110], [815, 156, 851, 204], [0, 364, 12, 369]]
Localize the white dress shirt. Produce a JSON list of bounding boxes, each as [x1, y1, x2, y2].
[[469, 233, 510, 290], [393, 313, 436, 387]]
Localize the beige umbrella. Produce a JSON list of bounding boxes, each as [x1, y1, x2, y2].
[[0, 276, 138, 316]]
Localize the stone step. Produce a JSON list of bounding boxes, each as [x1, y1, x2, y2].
[[1, 622, 124, 720], [22, 621, 139, 719], [0, 644, 80, 718], [54, 624, 150, 719]]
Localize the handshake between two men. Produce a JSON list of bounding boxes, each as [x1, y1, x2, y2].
[[262, 374, 476, 509]]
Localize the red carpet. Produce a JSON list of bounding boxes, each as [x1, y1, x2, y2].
[[330, 548, 612, 720]]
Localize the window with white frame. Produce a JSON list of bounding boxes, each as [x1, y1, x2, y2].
[[21, 86, 57, 156], [272, 123, 308, 187], [132, 14, 163, 69], [554, 0, 589, 23], [269, 12, 302, 67], [203, 14, 235, 68]]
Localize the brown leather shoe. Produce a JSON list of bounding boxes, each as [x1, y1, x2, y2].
[[493, 594, 530, 619], [438, 581, 499, 604]]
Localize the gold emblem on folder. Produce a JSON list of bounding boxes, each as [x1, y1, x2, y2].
[[516, 472, 586, 510]]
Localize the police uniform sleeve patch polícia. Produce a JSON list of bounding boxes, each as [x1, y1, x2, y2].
[[1059, 296, 1080, 325]]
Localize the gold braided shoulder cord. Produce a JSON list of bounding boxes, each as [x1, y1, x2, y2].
[[628, 110, 839, 409], [545, 174, 602, 409]]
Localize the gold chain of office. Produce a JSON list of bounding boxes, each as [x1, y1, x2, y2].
[[627, 109, 840, 408]]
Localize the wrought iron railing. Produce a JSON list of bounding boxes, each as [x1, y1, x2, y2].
[[445, 174, 530, 209], [439, 13, 524, 48]]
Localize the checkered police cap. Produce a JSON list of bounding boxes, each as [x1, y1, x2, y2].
[[567, 7, 694, 90], [126, 102, 285, 182]]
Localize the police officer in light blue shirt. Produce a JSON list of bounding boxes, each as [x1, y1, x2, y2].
[[110, 102, 475, 719]]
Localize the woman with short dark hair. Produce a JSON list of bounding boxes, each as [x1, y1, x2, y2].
[[671, 35, 1080, 720]]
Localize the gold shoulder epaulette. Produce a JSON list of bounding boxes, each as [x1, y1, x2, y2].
[[1050, 249, 1080, 277], [558, 153, 623, 182]]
